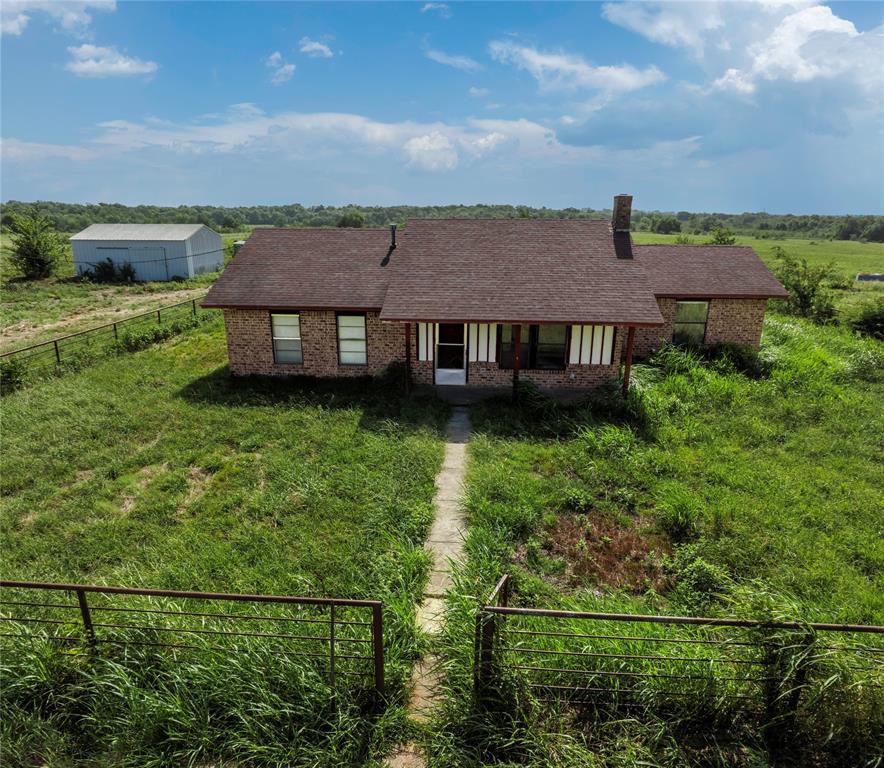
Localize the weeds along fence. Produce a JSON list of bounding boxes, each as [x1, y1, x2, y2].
[[0, 580, 384, 697], [0, 297, 215, 393], [475, 575, 883, 730]]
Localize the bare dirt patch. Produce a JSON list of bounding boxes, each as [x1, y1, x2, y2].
[[537, 511, 669, 593], [177, 466, 213, 515]]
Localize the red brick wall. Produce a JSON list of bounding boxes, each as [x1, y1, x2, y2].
[[632, 298, 769, 358], [222, 314, 632, 389], [223, 309, 403, 377]]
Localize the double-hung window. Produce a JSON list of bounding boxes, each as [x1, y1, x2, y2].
[[337, 314, 367, 365], [499, 324, 568, 370], [271, 313, 302, 364], [673, 301, 709, 346]]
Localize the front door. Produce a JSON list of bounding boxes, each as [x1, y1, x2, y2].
[[435, 323, 466, 385]]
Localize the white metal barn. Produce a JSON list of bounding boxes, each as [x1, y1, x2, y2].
[[70, 224, 224, 282]]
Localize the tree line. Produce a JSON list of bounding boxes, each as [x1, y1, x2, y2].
[[1, 200, 882, 242]]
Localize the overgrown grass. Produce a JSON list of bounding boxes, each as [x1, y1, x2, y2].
[[0, 320, 448, 765], [428, 314, 883, 766]]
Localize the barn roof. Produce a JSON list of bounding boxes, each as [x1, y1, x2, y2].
[[380, 219, 665, 326], [202, 228, 393, 310], [70, 224, 211, 241], [633, 245, 789, 299]]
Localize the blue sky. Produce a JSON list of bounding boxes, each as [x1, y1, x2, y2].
[[2, 1, 882, 213]]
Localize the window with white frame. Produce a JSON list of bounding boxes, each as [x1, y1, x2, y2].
[[337, 314, 367, 365], [270, 313, 302, 364]]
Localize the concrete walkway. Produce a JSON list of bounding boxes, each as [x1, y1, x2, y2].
[[386, 406, 470, 767]]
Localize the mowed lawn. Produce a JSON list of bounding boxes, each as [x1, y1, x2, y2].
[[1, 316, 446, 600]]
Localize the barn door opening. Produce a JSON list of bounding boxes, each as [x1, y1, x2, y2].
[[435, 323, 465, 385]]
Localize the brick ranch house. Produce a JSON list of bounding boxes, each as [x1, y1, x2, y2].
[[202, 195, 788, 393]]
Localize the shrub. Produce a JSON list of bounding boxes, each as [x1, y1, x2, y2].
[[84, 258, 136, 283], [119, 316, 201, 352], [772, 246, 836, 323], [656, 484, 702, 542], [0, 357, 28, 395], [849, 301, 884, 341], [664, 544, 733, 611], [706, 227, 737, 245], [6, 211, 66, 278], [701, 342, 772, 379], [673, 233, 694, 244], [336, 211, 364, 228]]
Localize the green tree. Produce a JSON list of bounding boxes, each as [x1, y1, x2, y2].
[[773, 246, 836, 323], [707, 227, 737, 245], [860, 218, 884, 243], [336, 210, 364, 228], [6, 210, 66, 278], [648, 214, 682, 234]]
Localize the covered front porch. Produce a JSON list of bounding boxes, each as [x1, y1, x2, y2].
[[400, 321, 639, 395]]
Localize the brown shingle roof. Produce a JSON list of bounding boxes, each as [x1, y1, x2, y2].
[[202, 228, 393, 310], [633, 245, 789, 299], [380, 219, 664, 326]]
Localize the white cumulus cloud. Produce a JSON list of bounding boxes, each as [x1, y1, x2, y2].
[[299, 37, 333, 58], [404, 131, 459, 171], [1, 0, 115, 37], [489, 40, 665, 92], [66, 44, 157, 77], [420, 3, 452, 19], [469, 86, 489, 97], [425, 48, 482, 72], [265, 51, 295, 84]]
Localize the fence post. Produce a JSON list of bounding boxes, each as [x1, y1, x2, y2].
[[113, 322, 118, 341], [371, 603, 384, 697], [474, 610, 497, 704], [192, 299, 197, 316], [329, 604, 336, 690], [76, 589, 95, 647], [762, 628, 815, 755], [53, 340, 61, 364], [157, 309, 162, 325]]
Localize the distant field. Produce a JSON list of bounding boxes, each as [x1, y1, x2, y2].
[[0, 232, 245, 352]]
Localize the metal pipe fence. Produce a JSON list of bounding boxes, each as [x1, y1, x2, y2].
[[0, 296, 212, 380], [0, 580, 384, 696], [474, 575, 883, 723]]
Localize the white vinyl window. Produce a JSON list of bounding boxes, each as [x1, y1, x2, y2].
[[271, 313, 302, 364], [337, 314, 367, 365]]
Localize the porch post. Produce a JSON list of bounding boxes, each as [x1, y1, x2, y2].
[[404, 322, 412, 393], [622, 326, 636, 395], [512, 324, 522, 399]]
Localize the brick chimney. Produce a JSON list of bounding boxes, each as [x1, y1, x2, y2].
[[612, 194, 632, 232]]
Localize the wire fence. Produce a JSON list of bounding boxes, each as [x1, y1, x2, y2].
[[0, 580, 384, 697], [0, 297, 215, 391], [475, 575, 883, 726]]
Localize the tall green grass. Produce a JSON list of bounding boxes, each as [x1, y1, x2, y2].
[[427, 314, 883, 766], [1, 321, 448, 765]]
